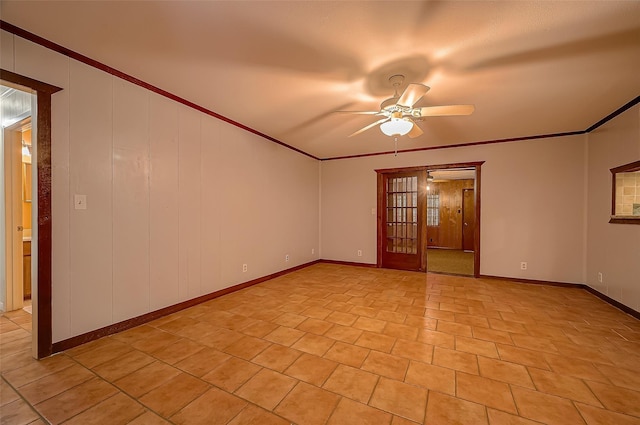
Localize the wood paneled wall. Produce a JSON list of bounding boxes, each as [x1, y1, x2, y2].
[[427, 179, 474, 249]]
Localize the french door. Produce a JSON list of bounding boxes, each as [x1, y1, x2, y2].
[[377, 169, 427, 271]]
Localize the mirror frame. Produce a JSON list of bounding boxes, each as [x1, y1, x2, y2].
[[610, 160, 640, 224]]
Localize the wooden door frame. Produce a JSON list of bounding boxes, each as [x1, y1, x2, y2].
[[2, 69, 62, 359], [462, 188, 475, 252], [376, 161, 484, 277]]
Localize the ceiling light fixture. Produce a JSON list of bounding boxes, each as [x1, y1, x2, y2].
[[380, 113, 413, 136]]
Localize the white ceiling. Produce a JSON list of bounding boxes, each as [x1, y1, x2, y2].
[[1, 1, 639, 159]]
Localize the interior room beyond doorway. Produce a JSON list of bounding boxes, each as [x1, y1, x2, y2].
[[426, 168, 476, 276]]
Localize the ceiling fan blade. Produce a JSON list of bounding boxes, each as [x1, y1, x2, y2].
[[418, 104, 475, 117], [334, 110, 381, 115], [348, 117, 390, 137], [397, 83, 430, 108], [407, 122, 423, 138]]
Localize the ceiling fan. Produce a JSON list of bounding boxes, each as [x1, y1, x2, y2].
[[338, 74, 475, 138]]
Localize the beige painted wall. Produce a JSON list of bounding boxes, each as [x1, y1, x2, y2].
[[321, 134, 588, 284], [586, 104, 640, 312], [3, 31, 320, 342]]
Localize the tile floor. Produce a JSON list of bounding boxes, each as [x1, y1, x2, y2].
[[1, 263, 640, 424]]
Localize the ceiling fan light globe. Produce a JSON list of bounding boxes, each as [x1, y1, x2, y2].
[[380, 118, 413, 136]]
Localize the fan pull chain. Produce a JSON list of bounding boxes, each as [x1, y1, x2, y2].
[[394, 137, 398, 156]]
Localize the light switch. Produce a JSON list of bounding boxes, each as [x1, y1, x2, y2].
[[74, 194, 87, 210]]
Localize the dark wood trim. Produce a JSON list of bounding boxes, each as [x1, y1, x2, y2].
[[480, 274, 639, 319], [609, 159, 640, 225], [376, 172, 384, 268], [375, 162, 486, 175], [478, 274, 585, 288], [52, 260, 321, 353], [582, 285, 640, 320], [319, 259, 377, 268], [324, 132, 585, 161], [474, 164, 482, 277], [609, 218, 640, 225], [0, 20, 318, 161], [585, 96, 640, 133], [1, 69, 61, 359]]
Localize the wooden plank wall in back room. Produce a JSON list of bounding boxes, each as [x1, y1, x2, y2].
[[427, 179, 474, 249]]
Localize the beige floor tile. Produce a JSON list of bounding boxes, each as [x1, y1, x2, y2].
[[274, 382, 340, 425], [437, 320, 473, 337], [594, 364, 640, 391], [0, 378, 20, 407], [0, 398, 39, 425], [239, 320, 279, 338], [433, 346, 479, 374], [327, 397, 392, 425], [391, 415, 420, 425], [456, 336, 499, 358], [34, 377, 117, 424], [488, 318, 528, 334], [472, 326, 514, 345], [355, 331, 396, 353], [150, 338, 204, 365], [197, 328, 244, 350], [173, 347, 230, 377], [130, 331, 182, 355], [93, 350, 155, 382], [425, 391, 488, 425], [285, 353, 338, 386], [139, 373, 209, 417], [326, 311, 358, 326], [323, 341, 370, 368], [324, 324, 364, 343], [126, 411, 172, 424], [417, 329, 455, 348], [383, 322, 419, 341], [403, 315, 437, 330], [202, 357, 261, 392], [114, 361, 181, 398], [263, 326, 305, 346], [251, 343, 302, 372], [528, 368, 603, 406], [477, 356, 534, 388], [369, 377, 427, 423], [63, 393, 145, 425], [227, 404, 291, 425], [510, 334, 559, 354], [404, 360, 455, 395], [72, 339, 134, 369], [350, 306, 379, 319], [322, 364, 379, 403], [2, 354, 76, 388], [496, 344, 551, 370], [542, 353, 609, 383], [511, 386, 586, 425], [575, 402, 640, 425], [291, 333, 335, 356], [272, 312, 307, 328], [391, 339, 434, 363], [296, 318, 333, 335], [586, 381, 640, 417], [235, 368, 297, 409], [18, 363, 95, 405], [171, 387, 247, 425], [456, 371, 518, 414], [361, 350, 409, 381], [223, 336, 271, 360], [486, 408, 544, 425], [353, 316, 387, 333]]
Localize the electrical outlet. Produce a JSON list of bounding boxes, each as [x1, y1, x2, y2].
[[598, 272, 603, 283], [520, 262, 527, 270], [285, 254, 290, 262], [242, 264, 247, 273], [357, 250, 363, 257]]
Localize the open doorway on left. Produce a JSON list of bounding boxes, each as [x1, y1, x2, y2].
[[1, 84, 34, 329]]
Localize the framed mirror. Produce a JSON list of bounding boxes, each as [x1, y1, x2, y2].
[[610, 160, 640, 224]]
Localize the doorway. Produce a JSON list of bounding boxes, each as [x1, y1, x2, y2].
[[2, 69, 61, 359], [376, 162, 483, 276]]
